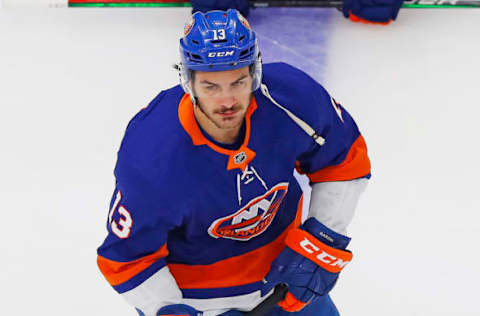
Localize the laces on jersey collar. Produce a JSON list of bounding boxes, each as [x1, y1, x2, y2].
[[236, 165, 268, 205]]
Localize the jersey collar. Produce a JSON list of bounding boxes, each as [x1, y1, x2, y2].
[[178, 94, 257, 171]]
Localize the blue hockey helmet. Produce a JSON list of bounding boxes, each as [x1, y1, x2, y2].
[[178, 9, 262, 98]]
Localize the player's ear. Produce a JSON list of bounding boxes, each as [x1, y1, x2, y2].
[[190, 71, 197, 93], [190, 70, 196, 85], [248, 64, 256, 90], [249, 64, 255, 78]]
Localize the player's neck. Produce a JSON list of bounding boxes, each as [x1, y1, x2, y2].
[[194, 106, 242, 144]]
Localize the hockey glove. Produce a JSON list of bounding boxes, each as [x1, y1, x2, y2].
[[157, 304, 200, 316], [262, 218, 353, 312], [342, 0, 404, 25]]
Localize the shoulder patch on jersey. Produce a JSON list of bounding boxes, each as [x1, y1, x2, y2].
[[331, 97, 344, 123], [208, 183, 289, 241]]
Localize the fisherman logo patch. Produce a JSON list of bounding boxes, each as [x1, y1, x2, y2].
[[208, 183, 289, 241]]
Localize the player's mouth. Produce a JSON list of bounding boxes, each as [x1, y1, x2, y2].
[[218, 109, 238, 118], [216, 106, 241, 119]]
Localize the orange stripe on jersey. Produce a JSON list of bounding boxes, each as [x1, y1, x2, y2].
[[97, 244, 169, 286], [169, 195, 304, 289], [306, 135, 370, 183], [293, 194, 303, 228]]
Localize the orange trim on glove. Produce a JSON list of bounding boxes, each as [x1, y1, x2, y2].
[[306, 135, 370, 183], [349, 11, 392, 25], [278, 292, 308, 312], [285, 229, 353, 274]]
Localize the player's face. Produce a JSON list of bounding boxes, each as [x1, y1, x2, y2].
[[193, 66, 253, 131]]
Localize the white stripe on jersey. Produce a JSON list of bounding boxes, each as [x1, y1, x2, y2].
[[121, 266, 182, 316], [184, 288, 274, 316]]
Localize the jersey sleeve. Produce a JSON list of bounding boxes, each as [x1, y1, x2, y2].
[[261, 62, 370, 183], [267, 63, 371, 235], [295, 87, 371, 183], [299, 96, 370, 235], [97, 134, 184, 315]]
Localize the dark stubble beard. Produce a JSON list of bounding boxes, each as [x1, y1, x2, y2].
[[196, 100, 244, 130]]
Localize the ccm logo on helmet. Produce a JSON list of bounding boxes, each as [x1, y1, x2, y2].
[[300, 238, 350, 269], [208, 51, 234, 58]]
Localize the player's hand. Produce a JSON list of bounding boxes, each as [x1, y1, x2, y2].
[[342, 0, 404, 25], [261, 218, 353, 312], [157, 304, 200, 316]]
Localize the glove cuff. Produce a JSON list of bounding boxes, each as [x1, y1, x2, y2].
[[285, 227, 353, 273], [303, 217, 351, 250]]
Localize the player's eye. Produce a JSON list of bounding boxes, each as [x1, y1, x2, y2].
[[204, 85, 218, 91], [232, 80, 244, 87]]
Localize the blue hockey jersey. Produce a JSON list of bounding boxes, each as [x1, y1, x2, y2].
[[97, 62, 371, 313]]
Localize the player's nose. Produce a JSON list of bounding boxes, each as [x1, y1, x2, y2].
[[217, 93, 237, 108]]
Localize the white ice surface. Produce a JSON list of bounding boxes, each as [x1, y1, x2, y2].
[[2, 0, 68, 8], [0, 7, 479, 316], [325, 10, 480, 316]]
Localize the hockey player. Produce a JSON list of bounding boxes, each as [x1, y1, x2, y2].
[[97, 9, 370, 316], [190, 0, 404, 25]]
